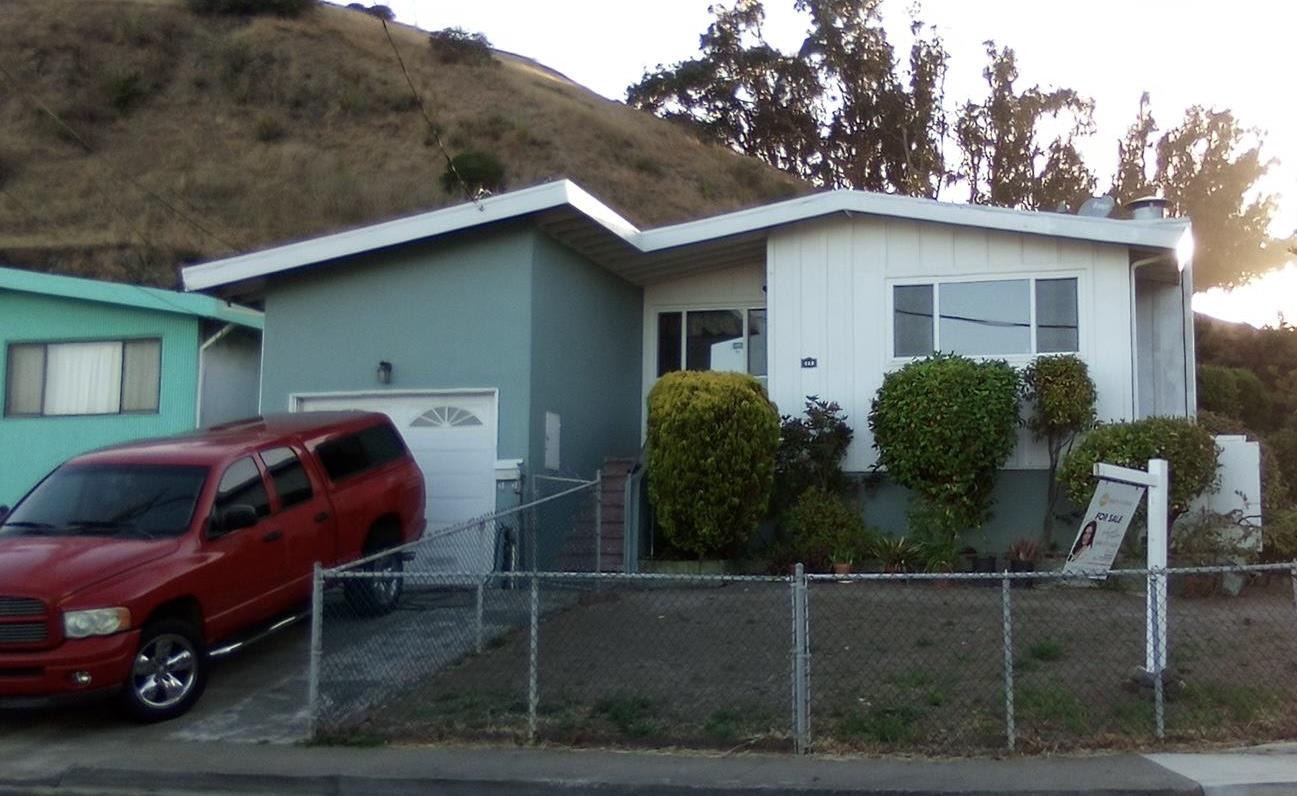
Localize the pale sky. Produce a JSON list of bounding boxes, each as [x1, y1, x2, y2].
[[338, 0, 1296, 327]]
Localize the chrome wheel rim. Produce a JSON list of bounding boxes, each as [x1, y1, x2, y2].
[[131, 633, 197, 709]]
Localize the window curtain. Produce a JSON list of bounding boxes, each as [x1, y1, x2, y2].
[[43, 342, 123, 415]]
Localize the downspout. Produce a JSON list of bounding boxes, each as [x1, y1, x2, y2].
[[195, 323, 236, 428]]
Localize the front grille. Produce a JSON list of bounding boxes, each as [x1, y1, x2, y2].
[[0, 623, 47, 643], [0, 597, 44, 617]]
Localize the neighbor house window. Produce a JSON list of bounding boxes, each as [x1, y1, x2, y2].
[[892, 277, 1078, 357], [656, 308, 767, 378], [4, 339, 162, 417]]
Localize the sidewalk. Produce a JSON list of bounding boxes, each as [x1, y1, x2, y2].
[[5, 736, 1296, 795]]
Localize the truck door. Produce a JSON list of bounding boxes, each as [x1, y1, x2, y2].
[[259, 445, 337, 600], [203, 456, 281, 637]]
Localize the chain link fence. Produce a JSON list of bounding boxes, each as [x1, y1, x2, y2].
[[309, 511, 1297, 753]]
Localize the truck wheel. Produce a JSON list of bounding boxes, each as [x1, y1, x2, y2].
[[120, 619, 207, 723], [344, 542, 404, 617]]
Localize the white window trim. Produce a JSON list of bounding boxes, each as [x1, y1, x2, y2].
[[886, 270, 1087, 366], [651, 304, 768, 378]]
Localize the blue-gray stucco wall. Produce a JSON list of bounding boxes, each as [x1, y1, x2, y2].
[[528, 233, 643, 482], [259, 224, 535, 463]]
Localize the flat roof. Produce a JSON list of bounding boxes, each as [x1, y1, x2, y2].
[[182, 180, 1192, 293], [0, 266, 263, 329]]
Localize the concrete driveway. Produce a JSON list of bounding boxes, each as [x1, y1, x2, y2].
[[0, 621, 312, 746]]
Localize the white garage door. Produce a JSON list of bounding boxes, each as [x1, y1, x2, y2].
[[293, 391, 497, 574]]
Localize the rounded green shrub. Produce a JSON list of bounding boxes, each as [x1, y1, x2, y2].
[[1198, 364, 1242, 418], [441, 150, 505, 196], [867, 353, 1021, 535], [783, 487, 870, 569], [1022, 354, 1097, 540], [1058, 416, 1220, 521], [647, 371, 779, 558]]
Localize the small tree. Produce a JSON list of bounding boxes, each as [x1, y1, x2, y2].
[[1058, 416, 1220, 533], [428, 28, 494, 66], [772, 396, 853, 516], [647, 371, 779, 558], [868, 353, 1021, 538], [1022, 355, 1097, 542]]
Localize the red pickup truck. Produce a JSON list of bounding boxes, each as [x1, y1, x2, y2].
[[0, 412, 425, 721]]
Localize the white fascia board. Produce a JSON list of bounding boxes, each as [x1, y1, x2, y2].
[[182, 180, 642, 292], [636, 190, 1189, 253]]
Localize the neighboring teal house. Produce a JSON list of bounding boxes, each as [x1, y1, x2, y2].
[[0, 267, 263, 505], [182, 180, 1197, 568]]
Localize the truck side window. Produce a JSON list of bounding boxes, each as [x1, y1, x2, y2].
[[214, 457, 270, 519], [316, 423, 407, 482], [260, 447, 313, 510]]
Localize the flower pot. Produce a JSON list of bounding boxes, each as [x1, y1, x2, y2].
[[831, 562, 853, 576]]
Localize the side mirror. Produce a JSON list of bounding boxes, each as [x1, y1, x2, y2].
[[215, 505, 258, 535]]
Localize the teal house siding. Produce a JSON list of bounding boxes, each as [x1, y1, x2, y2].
[[528, 233, 642, 480], [0, 293, 199, 504], [259, 226, 537, 464]]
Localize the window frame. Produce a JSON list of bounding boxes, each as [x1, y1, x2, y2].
[[258, 445, 315, 513], [886, 272, 1084, 363], [653, 305, 769, 380], [3, 337, 163, 418]]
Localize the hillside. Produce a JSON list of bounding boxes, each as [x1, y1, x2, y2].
[[0, 0, 807, 287]]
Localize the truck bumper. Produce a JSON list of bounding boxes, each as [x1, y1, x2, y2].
[[0, 630, 140, 706]]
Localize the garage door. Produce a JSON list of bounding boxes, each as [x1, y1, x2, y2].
[[293, 391, 497, 574]]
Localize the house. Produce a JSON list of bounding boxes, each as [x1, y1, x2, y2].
[[0, 267, 263, 505], [181, 181, 1197, 559]]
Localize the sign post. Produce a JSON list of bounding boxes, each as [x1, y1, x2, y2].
[[1086, 459, 1170, 675]]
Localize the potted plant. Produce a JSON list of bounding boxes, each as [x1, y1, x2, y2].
[[917, 532, 960, 587], [829, 534, 857, 576], [873, 535, 916, 574], [1006, 538, 1040, 589]]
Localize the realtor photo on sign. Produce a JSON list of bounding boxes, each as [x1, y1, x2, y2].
[[1063, 480, 1146, 575]]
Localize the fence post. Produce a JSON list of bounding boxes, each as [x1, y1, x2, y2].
[[528, 573, 539, 744], [1001, 572, 1015, 752], [790, 563, 810, 754], [593, 470, 603, 574], [1150, 568, 1165, 740], [475, 579, 485, 654], [306, 562, 324, 740], [1289, 562, 1297, 628]]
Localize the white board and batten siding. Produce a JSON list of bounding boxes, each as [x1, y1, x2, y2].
[[766, 216, 1136, 472]]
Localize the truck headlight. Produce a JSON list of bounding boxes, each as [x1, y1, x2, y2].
[[63, 607, 131, 639]]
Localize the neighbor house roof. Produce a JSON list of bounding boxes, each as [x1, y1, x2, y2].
[[182, 180, 1193, 293], [0, 266, 263, 329]]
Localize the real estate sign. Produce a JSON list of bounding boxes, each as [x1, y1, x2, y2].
[[1062, 480, 1146, 575]]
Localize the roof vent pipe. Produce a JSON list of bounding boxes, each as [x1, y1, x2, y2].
[[1127, 196, 1170, 220]]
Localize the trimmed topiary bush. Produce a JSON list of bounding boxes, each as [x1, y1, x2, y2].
[[1059, 416, 1220, 525], [868, 353, 1021, 536], [647, 371, 779, 558], [186, 0, 314, 16], [1023, 355, 1097, 540], [441, 150, 505, 196], [783, 486, 870, 569]]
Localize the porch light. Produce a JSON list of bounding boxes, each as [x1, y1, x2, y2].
[[376, 361, 393, 385], [1175, 229, 1194, 272]]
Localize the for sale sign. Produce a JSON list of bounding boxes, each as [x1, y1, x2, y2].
[[1062, 480, 1146, 575]]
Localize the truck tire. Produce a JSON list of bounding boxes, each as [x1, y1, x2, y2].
[[344, 537, 404, 617], [119, 619, 208, 723]]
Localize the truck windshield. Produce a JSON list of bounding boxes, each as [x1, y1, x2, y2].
[[1, 464, 209, 539]]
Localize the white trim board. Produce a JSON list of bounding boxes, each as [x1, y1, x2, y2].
[[182, 180, 1192, 293]]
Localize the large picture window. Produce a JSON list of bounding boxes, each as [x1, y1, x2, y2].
[[4, 339, 161, 417], [892, 277, 1078, 357], [656, 308, 766, 378]]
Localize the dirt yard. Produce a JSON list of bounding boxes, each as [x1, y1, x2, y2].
[[328, 574, 1297, 754]]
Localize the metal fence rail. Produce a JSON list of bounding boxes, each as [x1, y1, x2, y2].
[[310, 551, 1297, 754]]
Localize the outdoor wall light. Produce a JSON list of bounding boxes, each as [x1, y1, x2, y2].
[[376, 361, 393, 385]]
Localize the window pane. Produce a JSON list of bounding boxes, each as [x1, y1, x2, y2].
[[939, 280, 1031, 355], [122, 340, 161, 412], [6, 464, 207, 538], [6, 345, 44, 415], [316, 434, 369, 481], [44, 342, 122, 415], [686, 309, 744, 371], [260, 447, 313, 509], [358, 423, 406, 468], [657, 312, 682, 377], [214, 457, 269, 519], [1036, 278, 1080, 352], [893, 285, 934, 356], [747, 309, 767, 377]]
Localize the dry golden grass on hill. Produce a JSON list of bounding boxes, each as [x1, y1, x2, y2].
[[0, 0, 807, 287]]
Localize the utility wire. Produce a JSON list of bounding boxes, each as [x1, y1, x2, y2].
[[379, 18, 485, 210], [0, 61, 240, 252]]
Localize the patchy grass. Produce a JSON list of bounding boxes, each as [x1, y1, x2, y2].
[[1027, 638, 1066, 663]]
